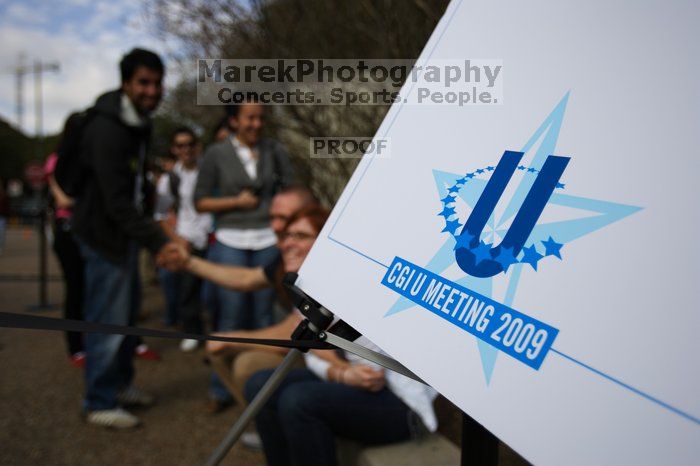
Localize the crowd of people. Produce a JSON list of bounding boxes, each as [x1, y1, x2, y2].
[[44, 47, 438, 466]]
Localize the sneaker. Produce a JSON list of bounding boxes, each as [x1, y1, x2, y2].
[[86, 408, 140, 429], [135, 344, 161, 361], [69, 351, 86, 368], [117, 386, 155, 408], [179, 339, 199, 352], [241, 431, 263, 451]]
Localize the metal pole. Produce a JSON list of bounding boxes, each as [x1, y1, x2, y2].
[[205, 349, 303, 466], [35, 60, 46, 308], [38, 204, 48, 307], [16, 53, 25, 131], [28, 59, 58, 312], [34, 60, 43, 158]]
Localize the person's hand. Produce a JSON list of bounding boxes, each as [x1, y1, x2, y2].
[[234, 190, 259, 210], [174, 235, 192, 253], [156, 241, 190, 271], [341, 364, 386, 392], [55, 197, 74, 210]]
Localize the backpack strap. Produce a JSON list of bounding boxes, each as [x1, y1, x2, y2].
[[168, 171, 181, 212]]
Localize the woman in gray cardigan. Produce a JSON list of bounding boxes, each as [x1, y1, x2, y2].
[[194, 100, 295, 409]]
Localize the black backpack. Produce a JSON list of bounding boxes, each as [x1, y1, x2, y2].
[[54, 108, 96, 198], [168, 170, 181, 212]]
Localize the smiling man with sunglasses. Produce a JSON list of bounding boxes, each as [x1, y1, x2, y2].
[[154, 127, 213, 351]]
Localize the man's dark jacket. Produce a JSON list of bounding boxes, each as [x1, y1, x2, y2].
[[72, 90, 167, 263]]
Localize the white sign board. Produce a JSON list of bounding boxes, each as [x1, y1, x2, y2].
[[297, 1, 699, 465]]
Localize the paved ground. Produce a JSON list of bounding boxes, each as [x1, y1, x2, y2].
[[0, 226, 529, 466], [0, 227, 265, 466]]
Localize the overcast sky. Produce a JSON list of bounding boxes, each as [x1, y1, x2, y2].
[[0, 0, 177, 136]]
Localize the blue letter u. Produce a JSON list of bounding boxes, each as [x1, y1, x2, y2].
[[455, 151, 569, 278]]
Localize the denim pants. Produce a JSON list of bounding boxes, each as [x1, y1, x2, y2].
[[208, 240, 278, 401], [158, 267, 181, 326], [244, 368, 416, 466], [177, 248, 206, 334], [52, 218, 85, 355], [79, 241, 140, 411], [209, 240, 278, 330], [0, 215, 6, 251]]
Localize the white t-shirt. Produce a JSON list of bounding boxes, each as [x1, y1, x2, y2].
[[154, 162, 213, 250]]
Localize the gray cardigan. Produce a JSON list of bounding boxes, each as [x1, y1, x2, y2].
[[194, 137, 296, 230]]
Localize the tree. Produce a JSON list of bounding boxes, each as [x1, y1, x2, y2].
[[146, 0, 449, 205], [0, 116, 59, 182]]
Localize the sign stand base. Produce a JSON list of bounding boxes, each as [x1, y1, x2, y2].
[[205, 273, 487, 465], [461, 413, 499, 465]]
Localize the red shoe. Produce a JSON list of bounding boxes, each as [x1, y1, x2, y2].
[[70, 352, 86, 368], [135, 344, 161, 361]]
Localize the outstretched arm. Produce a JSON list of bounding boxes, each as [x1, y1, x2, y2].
[[157, 243, 270, 291], [187, 255, 269, 292], [48, 175, 74, 209]]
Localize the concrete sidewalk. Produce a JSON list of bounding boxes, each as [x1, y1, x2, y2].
[[0, 226, 529, 466], [0, 226, 264, 466]]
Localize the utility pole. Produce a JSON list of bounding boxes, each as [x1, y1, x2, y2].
[[16, 53, 26, 131], [8, 57, 60, 312], [2, 55, 61, 311], [32, 59, 59, 312], [33, 60, 60, 157], [4, 54, 59, 139]]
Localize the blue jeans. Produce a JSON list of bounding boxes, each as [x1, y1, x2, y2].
[[245, 368, 416, 466], [201, 245, 219, 317], [208, 240, 278, 401], [79, 241, 140, 411], [0, 216, 6, 251], [209, 240, 278, 330], [158, 267, 181, 326]]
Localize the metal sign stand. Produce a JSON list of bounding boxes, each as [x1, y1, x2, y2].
[[206, 273, 499, 466]]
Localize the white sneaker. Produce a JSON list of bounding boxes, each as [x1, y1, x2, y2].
[[86, 408, 140, 429], [179, 338, 199, 352], [241, 431, 263, 451], [117, 386, 155, 407]]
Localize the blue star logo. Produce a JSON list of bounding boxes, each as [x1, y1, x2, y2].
[[495, 246, 518, 272], [453, 232, 475, 251], [542, 236, 563, 259], [439, 205, 457, 218], [472, 241, 494, 264], [441, 219, 462, 234], [385, 92, 643, 384], [441, 194, 455, 205], [520, 244, 543, 270]]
